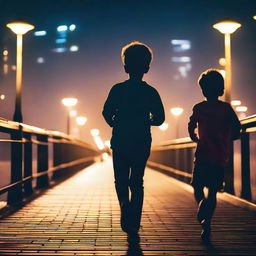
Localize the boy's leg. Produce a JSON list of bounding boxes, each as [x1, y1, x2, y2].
[[112, 150, 130, 232], [194, 185, 205, 204], [205, 188, 217, 224], [129, 150, 149, 232]]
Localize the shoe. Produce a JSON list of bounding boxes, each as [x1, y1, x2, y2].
[[200, 219, 211, 242], [197, 199, 207, 223]]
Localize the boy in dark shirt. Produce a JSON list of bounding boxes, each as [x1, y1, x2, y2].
[[188, 69, 240, 241], [102, 42, 165, 235]]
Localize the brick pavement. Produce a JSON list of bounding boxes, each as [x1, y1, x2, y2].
[[0, 158, 256, 255]]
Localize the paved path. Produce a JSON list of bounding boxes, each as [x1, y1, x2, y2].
[[0, 159, 256, 255]]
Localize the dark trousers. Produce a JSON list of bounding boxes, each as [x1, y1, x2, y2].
[[112, 147, 150, 229]]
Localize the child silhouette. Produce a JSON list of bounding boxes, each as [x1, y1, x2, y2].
[[102, 42, 165, 235], [188, 69, 241, 241]]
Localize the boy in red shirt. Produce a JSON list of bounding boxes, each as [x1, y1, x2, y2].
[[188, 69, 240, 241]]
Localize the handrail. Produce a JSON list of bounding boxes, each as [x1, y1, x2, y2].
[[0, 118, 101, 205], [148, 115, 256, 203]]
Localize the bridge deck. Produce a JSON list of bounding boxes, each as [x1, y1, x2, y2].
[[0, 159, 256, 255]]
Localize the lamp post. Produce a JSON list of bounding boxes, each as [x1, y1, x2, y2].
[[61, 98, 78, 135], [6, 21, 34, 122], [213, 20, 241, 103], [170, 107, 183, 139], [76, 116, 87, 139]]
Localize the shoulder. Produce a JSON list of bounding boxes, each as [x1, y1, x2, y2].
[[192, 101, 205, 111], [143, 82, 160, 95], [109, 81, 127, 93]]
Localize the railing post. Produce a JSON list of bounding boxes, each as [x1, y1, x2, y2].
[[224, 142, 235, 194], [37, 134, 49, 188], [23, 132, 33, 196], [8, 127, 23, 204], [241, 132, 251, 200], [53, 138, 62, 180]]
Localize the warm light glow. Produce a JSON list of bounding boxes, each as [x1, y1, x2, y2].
[[94, 135, 105, 150], [219, 58, 226, 66], [231, 100, 241, 106], [76, 116, 87, 126], [219, 69, 226, 78], [3, 50, 8, 56], [102, 152, 109, 160], [90, 129, 99, 137], [7, 22, 34, 35], [253, 15, 256, 20], [61, 98, 78, 107], [213, 20, 241, 34], [236, 106, 247, 112], [0, 94, 5, 100], [105, 140, 111, 148], [170, 107, 184, 116], [69, 109, 77, 117], [159, 123, 169, 131]]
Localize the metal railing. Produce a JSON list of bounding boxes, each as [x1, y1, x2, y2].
[[148, 114, 256, 203], [0, 117, 100, 205]]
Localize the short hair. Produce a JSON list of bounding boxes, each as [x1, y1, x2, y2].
[[198, 69, 224, 97], [121, 41, 153, 74]]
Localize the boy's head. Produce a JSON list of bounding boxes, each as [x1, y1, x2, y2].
[[121, 41, 153, 75], [198, 69, 224, 99]]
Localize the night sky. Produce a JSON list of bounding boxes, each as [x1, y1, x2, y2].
[[1, 0, 256, 145]]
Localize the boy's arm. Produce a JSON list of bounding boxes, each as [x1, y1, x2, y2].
[[149, 89, 165, 126], [188, 106, 199, 142], [228, 105, 241, 140], [102, 87, 117, 127]]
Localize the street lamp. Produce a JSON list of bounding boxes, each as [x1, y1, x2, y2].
[[6, 21, 34, 122], [231, 100, 241, 107], [170, 107, 183, 139], [61, 97, 78, 134], [213, 20, 241, 103], [90, 128, 99, 137], [76, 116, 87, 139]]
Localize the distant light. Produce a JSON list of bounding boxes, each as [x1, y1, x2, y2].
[[171, 40, 191, 52], [231, 100, 241, 106], [0, 94, 5, 100], [159, 123, 168, 131], [219, 69, 226, 78], [236, 106, 247, 112], [3, 64, 8, 74], [178, 66, 187, 77], [69, 24, 76, 31], [56, 38, 66, 44], [52, 47, 66, 53], [7, 22, 34, 35], [70, 109, 77, 117], [34, 30, 47, 36], [3, 50, 8, 56], [62, 98, 78, 107], [94, 136, 105, 150], [70, 45, 79, 52], [57, 25, 68, 32], [170, 107, 184, 116], [91, 129, 100, 137], [105, 140, 111, 148], [171, 56, 191, 63], [37, 57, 45, 64], [219, 58, 226, 66], [253, 15, 256, 20], [11, 65, 16, 70], [76, 116, 87, 126], [213, 20, 241, 34], [102, 152, 109, 160]]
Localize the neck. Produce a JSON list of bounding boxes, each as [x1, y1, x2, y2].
[[129, 73, 144, 81], [206, 97, 219, 102]]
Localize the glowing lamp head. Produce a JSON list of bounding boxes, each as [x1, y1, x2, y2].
[[170, 107, 184, 116], [61, 98, 78, 107], [213, 20, 241, 34], [236, 106, 247, 112], [76, 116, 87, 126], [159, 123, 169, 131], [90, 129, 99, 137], [7, 21, 34, 35], [231, 100, 241, 106], [253, 15, 256, 20]]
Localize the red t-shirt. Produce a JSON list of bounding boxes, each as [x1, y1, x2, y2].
[[188, 100, 241, 166]]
